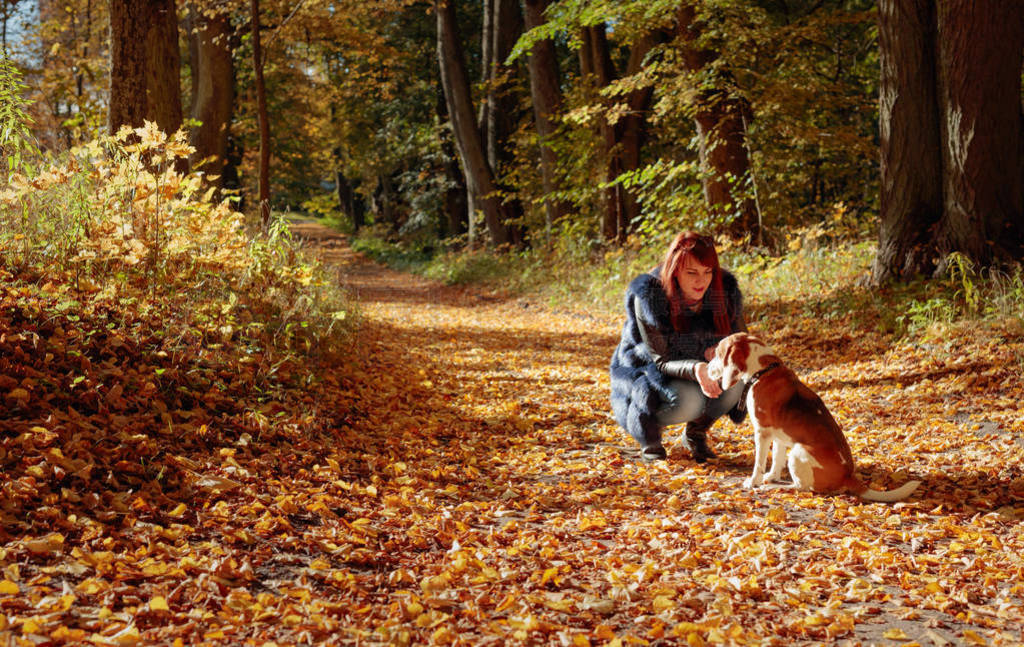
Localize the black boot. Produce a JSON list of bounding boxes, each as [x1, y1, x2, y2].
[[640, 444, 667, 462], [683, 415, 716, 463]]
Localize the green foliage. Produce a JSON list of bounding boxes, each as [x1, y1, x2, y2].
[[894, 253, 1024, 338], [350, 225, 436, 272], [301, 193, 351, 232], [0, 54, 35, 181], [423, 246, 527, 287]]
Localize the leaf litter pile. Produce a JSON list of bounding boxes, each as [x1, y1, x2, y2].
[[2, 220, 1024, 646]]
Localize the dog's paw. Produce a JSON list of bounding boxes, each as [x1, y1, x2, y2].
[[763, 472, 784, 484], [743, 477, 763, 489]]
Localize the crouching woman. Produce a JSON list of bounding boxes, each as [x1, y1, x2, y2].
[[610, 232, 748, 462]]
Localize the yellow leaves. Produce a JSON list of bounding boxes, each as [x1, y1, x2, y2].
[[572, 634, 592, 647], [651, 594, 674, 613], [494, 594, 517, 614], [0, 580, 19, 595], [765, 508, 788, 524], [883, 627, 909, 640], [578, 510, 609, 531], [20, 618, 42, 634], [149, 596, 170, 612], [6, 387, 30, 403], [540, 567, 560, 587], [420, 574, 450, 594], [76, 578, 106, 595], [22, 533, 65, 555]]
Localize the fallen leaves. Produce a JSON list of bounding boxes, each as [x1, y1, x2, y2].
[[2, 225, 1024, 645]]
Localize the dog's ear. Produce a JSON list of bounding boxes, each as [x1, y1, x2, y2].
[[718, 336, 747, 389]]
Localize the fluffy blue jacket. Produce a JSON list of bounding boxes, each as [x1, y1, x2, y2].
[[609, 268, 744, 447]]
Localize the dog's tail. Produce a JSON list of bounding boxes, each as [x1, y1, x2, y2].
[[853, 478, 922, 503]]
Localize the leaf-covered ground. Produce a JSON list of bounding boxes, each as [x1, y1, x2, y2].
[[3, 221, 1024, 646]]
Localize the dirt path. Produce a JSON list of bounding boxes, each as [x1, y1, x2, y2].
[[289, 220, 1024, 647]]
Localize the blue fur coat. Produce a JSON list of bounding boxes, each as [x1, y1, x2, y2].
[[609, 268, 745, 448]]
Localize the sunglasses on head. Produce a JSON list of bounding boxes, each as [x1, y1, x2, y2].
[[680, 234, 715, 250]]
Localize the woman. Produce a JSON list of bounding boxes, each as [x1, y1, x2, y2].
[[610, 232, 748, 462]]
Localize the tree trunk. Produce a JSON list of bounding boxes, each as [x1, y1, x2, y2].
[[250, 0, 271, 227], [578, 23, 624, 242], [108, 0, 182, 135], [437, 87, 468, 237], [934, 1, 1024, 267], [482, 0, 522, 171], [332, 150, 358, 229], [873, 0, 943, 282], [222, 135, 243, 209], [582, 23, 656, 244], [523, 0, 568, 232], [677, 5, 758, 240], [478, 0, 495, 146], [615, 33, 659, 243], [486, 0, 525, 245], [375, 174, 399, 230], [873, 1, 1024, 282], [435, 0, 511, 246], [189, 3, 234, 186], [577, 27, 594, 79]]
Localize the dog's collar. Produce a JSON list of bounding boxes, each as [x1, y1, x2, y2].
[[737, 362, 782, 412]]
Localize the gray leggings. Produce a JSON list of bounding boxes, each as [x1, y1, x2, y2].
[[655, 379, 744, 426]]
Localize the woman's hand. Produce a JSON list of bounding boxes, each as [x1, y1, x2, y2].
[[695, 362, 723, 398]]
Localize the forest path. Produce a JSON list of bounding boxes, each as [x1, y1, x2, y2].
[[287, 219, 1024, 647]]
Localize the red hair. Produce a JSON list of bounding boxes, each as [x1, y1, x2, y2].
[[659, 231, 730, 334]]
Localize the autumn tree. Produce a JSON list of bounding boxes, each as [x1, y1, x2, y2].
[[188, 1, 235, 187], [29, 0, 108, 147], [249, 0, 270, 226], [107, 0, 182, 135], [873, 0, 1024, 281], [478, 0, 525, 242], [675, 4, 758, 241], [435, 0, 516, 246], [522, 0, 568, 231], [576, 22, 660, 244]]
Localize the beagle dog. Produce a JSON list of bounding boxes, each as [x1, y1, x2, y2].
[[707, 332, 920, 502]]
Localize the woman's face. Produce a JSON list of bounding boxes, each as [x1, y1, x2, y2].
[[677, 254, 714, 303]]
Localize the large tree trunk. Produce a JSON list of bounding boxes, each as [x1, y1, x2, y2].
[[582, 24, 656, 244], [873, 0, 943, 282], [579, 24, 624, 242], [107, 0, 182, 135], [435, 0, 512, 246], [874, 1, 1024, 282], [437, 87, 468, 237], [934, 1, 1024, 267], [250, 0, 271, 227], [523, 0, 568, 232], [481, 0, 522, 171], [188, 3, 234, 186], [676, 5, 758, 240], [615, 33, 659, 242], [478, 0, 525, 245]]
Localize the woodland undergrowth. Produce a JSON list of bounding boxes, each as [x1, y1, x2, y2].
[[0, 114, 365, 640], [353, 219, 1024, 343]]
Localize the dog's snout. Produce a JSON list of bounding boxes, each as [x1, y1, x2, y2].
[[707, 357, 722, 380]]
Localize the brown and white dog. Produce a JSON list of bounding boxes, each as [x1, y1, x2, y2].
[[707, 332, 920, 502]]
